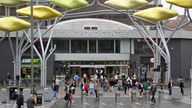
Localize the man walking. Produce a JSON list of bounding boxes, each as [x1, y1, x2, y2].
[[27, 94, 36, 108], [16, 90, 24, 108], [168, 79, 173, 95], [179, 79, 184, 95], [151, 83, 157, 103]]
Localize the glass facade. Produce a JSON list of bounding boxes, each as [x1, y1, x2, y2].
[[89, 40, 96, 53], [53, 39, 69, 53], [53, 39, 121, 53], [98, 40, 114, 53], [134, 39, 153, 55], [71, 40, 87, 53]]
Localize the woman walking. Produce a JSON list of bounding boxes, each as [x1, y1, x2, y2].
[[94, 80, 99, 97]]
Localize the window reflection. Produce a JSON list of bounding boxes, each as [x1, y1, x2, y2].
[[89, 40, 96, 53], [134, 39, 153, 54], [54, 39, 69, 53], [98, 40, 114, 53], [71, 40, 87, 53]]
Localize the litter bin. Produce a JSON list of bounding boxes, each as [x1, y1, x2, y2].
[[172, 86, 181, 100], [9, 86, 23, 100], [36, 94, 42, 105], [115, 91, 120, 103]]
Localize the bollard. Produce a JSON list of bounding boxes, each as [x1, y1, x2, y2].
[[99, 92, 103, 103], [144, 91, 150, 101], [172, 86, 181, 100], [131, 91, 136, 102], [158, 90, 162, 99], [23, 88, 31, 102], [81, 91, 84, 104], [43, 88, 52, 102], [115, 92, 120, 103]]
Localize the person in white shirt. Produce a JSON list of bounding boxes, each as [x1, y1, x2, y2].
[[55, 78, 60, 95]]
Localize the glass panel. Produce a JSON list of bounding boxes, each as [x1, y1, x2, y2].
[[134, 39, 153, 54], [89, 40, 96, 53], [71, 40, 87, 53], [54, 39, 69, 53], [98, 40, 114, 53], [115, 40, 120, 53]]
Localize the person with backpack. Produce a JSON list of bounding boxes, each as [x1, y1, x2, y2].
[[12, 89, 18, 108], [16, 90, 24, 108]]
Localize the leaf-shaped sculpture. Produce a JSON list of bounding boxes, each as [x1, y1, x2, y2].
[[166, 0, 192, 8], [133, 7, 178, 22], [16, 5, 61, 20], [49, 0, 88, 10], [104, 0, 148, 10], [0, 17, 31, 32], [0, 0, 29, 6]]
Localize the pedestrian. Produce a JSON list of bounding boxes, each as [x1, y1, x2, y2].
[[150, 83, 157, 103], [138, 82, 143, 96], [83, 73, 88, 83], [80, 81, 84, 93], [89, 80, 94, 96], [84, 81, 89, 96], [73, 73, 80, 86], [55, 77, 60, 93], [168, 79, 173, 95], [179, 79, 184, 95], [31, 85, 37, 96], [12, 89, 18, 108], [94, 80, 99, 97], [16, 90, 24, 108], [143, 81, 149, 91], [122, 77, 128, 94], [64, 83, 72, 104], [27, 94, 36, 108], [70, 80, 76, 94], [16, 75, 20, 86], [51, 82, 58, 100]]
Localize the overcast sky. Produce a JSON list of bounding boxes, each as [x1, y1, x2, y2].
[[161, 0, 189, 15]]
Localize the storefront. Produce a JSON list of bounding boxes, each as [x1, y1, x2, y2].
[[55, 60, 129, 79], [21, 57, 41, 81]]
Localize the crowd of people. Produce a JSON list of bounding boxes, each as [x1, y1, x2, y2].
[[54, 72, 186, 105], [10, 72, 186, 107]]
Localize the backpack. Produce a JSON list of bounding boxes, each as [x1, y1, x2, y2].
[[65, 86, 68, 92]]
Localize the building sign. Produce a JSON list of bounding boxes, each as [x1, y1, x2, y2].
[[53, 30, 129, 38], [21, 58, 40, 65]]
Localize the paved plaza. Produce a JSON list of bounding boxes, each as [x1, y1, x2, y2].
[[0, 86, 190, 108]]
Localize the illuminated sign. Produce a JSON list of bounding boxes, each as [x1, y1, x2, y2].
[[21, 58, 40, 64]]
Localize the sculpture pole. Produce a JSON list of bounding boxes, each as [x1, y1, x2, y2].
[[30, 0, 34, 87]]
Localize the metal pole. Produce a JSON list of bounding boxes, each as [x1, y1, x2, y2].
[[30, 0, 34, 87]]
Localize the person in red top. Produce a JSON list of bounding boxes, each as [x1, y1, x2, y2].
[[84, 81, 89, 96]]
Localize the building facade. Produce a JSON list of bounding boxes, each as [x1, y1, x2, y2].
[[0, 0, 191, 84]]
